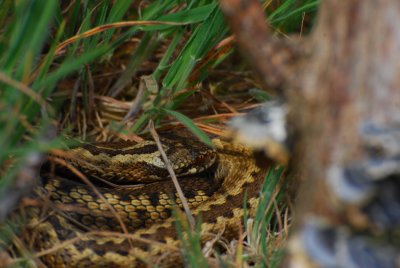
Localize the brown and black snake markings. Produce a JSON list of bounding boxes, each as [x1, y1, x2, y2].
[[26, 133, 269, 267]]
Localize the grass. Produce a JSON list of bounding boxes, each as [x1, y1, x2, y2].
[[0, 1, 318, 267], [176, 167, 287, 268]]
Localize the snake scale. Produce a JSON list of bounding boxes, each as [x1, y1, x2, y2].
[[26, 132, 269, 267]]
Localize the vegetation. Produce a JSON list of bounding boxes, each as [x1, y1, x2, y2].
[[0, 1, 318, 267]]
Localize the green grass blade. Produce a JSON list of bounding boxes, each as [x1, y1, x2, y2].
[[160, 108, 213, 147]]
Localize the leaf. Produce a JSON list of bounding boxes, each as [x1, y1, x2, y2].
[[160, 108, 213, 147], [142, 3, 217, 31]]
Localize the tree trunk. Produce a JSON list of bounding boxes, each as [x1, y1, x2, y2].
[[288, 1, 400, 266], [220, 0, 400, 267]]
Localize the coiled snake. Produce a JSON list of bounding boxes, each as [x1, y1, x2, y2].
[[26, 132, 269, 267]]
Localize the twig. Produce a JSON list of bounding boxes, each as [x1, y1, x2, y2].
[[148, 120, 195, 230], [68, 75, 81, 122], [85, 64, 96, 123], [55, 20, 187, 55], [123, 76, 147, 121], [218, 0, 303, 93]]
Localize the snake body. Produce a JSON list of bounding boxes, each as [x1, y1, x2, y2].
[[27, 133, 268, 267]]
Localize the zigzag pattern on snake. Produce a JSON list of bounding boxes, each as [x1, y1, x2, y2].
[[25, 132, 269, 267]]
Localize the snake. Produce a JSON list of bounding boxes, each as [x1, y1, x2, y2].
[[25, 132, 269, 267]]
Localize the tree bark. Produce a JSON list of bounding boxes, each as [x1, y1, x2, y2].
[[291, 0, 400, 221], [288, 1, 400, 266], [220, 0, 400, 267]]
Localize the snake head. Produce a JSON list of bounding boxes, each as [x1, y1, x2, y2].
[[161, 133, 218, 176]]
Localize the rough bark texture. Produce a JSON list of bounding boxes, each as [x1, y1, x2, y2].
[[287, 2, 400, 266], [292, 0, 400, 228], [220, 0, 400, 266]]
